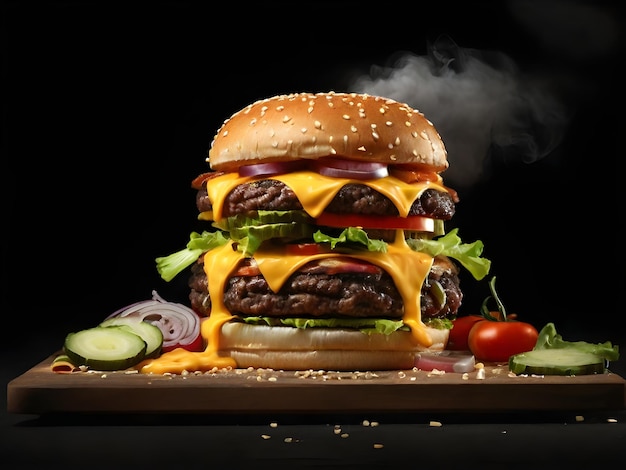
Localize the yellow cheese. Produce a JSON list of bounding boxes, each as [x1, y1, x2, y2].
[[205, 171, 448, 220], [141, 168, 445, 373]]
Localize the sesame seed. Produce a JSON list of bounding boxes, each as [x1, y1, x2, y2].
[[282, 116, 291, 123], [394, 137, 400, 146], [343, 135, 348, 144], [372, 132, 379, 141], [330, 148, 337, 154], [223, 130, 229, 137], [411, 131, 418, 138], [385, 121, 393, 126], [271, 142, 278, 148], [307, 106, 314, 113], [249, 118, 257, 126], [342, 114, 350, 120], [405, 121, 411, 127], [357, 146, 366, 151], [387, 143, 394, 149], [420, 130, 429, 139], [350, 125, 357, 132], [276, 105, 284, 112], [371, 123, 377, 129], [314, 120, 322, 129], [379, 107, 386, 114]]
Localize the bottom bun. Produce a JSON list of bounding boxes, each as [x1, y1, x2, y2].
[[218, 322, 449, 371]]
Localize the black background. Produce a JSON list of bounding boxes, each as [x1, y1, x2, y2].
[[2, 1, 625, 370], [2, 2, 626, 468]]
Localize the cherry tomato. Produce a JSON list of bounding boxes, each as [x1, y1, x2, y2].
[[468, 320, 539, 363], [447, 315, 484, 351], [316, 212, 435, 232]]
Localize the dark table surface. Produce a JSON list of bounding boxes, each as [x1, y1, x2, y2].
[[3, 333, 625, 469]]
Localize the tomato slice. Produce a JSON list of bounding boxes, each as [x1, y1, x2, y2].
[[285, 243, 329, 256], [316, 212, 435, 232]]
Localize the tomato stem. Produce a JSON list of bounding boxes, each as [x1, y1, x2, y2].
[[480, 276, 508, 321]]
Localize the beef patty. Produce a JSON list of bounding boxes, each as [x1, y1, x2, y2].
[[188, 255, 462, 321], [197, 179, 456, 220]]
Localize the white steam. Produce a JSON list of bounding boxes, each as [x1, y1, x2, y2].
[[349, 36, 569, 189]]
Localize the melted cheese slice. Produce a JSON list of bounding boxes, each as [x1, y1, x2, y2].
[[141, 234, 433, 374], [140, 170, 445, 374], [205, 171, 447, 221]]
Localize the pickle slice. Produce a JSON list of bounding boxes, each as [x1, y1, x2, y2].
[[99, 317, 163, 358], [509, 349, 605, 376], [63, 327, 147, 371]]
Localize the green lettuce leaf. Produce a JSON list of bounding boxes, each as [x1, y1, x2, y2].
[[406, 228, 491, 280], [155, 230, 228, 282], [242, 316, 452, 334], [313, 227, 387, 252]]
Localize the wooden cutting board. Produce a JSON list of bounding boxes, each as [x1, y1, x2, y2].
[[7, 354, 626, 415]]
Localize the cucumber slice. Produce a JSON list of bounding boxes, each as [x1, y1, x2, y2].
[[63, 327, 147, 371], [99, 317, 163, 358], [509, 349, 605, 376]]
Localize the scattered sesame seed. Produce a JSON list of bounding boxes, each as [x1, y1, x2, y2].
[[270, 422, 278, 428], [373, 444, 384, 449], [607, 418, 618, 423], [340, 433, 349, 438], [429, 421, 442, 427], [261, 434, 271, 440], [575, 415, 584, 422]]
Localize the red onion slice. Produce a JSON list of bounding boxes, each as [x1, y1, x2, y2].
[[312, 158, 388, 180], [106, 290, 204, 352], [238, 160, 307, 177]]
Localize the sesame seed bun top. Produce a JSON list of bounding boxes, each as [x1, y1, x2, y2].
[[208, 92, 449, 173]]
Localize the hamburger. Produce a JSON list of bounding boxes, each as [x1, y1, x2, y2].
[[148, 91, 491, 374]]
